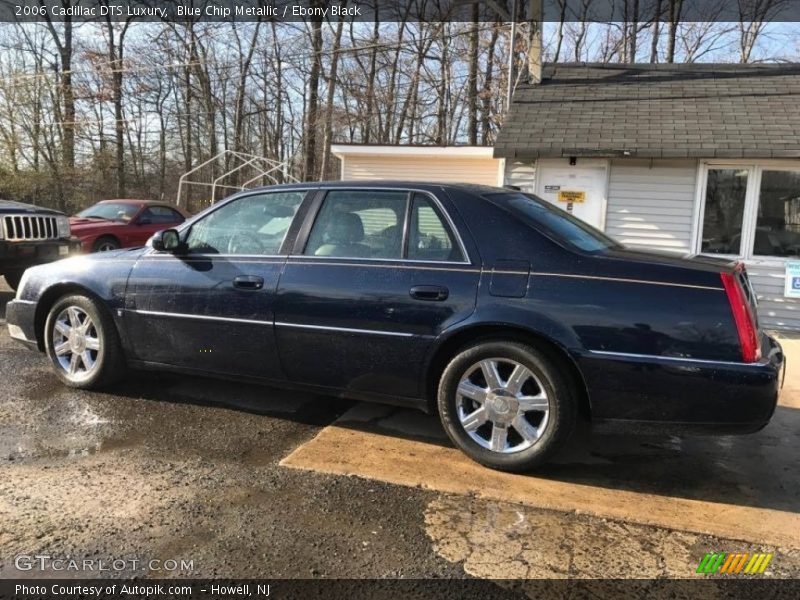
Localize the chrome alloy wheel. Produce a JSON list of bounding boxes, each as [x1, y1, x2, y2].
[[456, 358, 550, 454], [51, 306, 101, 382]]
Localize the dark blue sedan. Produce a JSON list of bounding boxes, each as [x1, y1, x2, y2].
[[6, 182, 784, 471]]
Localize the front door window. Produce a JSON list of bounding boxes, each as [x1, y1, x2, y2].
[[186, 191, 305, 255]]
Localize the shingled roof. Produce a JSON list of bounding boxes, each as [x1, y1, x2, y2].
[[493, 62, 800, 160]]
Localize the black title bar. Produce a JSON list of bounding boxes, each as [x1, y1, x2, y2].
[[2, 0, 800, 23]]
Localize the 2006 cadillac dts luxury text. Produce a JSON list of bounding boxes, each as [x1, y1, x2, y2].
[[6, 182, 784, 472]]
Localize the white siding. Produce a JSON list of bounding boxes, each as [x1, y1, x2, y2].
[[746, 261, 800, 332], [606, 159, 697, 253], [341, 155, 500, 186], [504, 160, 536, 192]]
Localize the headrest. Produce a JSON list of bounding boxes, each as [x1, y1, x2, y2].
[[324, 212, 364, 244]]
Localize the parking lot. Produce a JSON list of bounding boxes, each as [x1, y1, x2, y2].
[[1, 279, 798, 581]]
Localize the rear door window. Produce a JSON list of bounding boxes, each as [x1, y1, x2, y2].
[[304, 191, 407, 259], [407, 194, 464, 262]]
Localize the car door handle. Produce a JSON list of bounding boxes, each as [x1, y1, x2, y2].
[[410, 285, 449, 301], [233, 275, 264, 290]]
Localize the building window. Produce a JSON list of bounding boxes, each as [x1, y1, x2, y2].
[[698, 164, 800, 260], [700, 169, 748, 255], [754, 170, 800, 257]]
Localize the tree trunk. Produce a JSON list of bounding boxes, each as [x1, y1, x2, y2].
[[666, 0, 684, 63], [467, 9, 480, 145], [303, 8, 323, 181], [104, 14, 131, 198], [481, 24, 499, 146], [363, 13, 380, 144], [319, 19, 344, 180], [650, 0, 662, 62]]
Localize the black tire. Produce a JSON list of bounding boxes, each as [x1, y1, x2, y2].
[[3, 269, 24, 291], [93, 236, 120, 252], [437, 340, 577, 472], [44, 294, 126, 389]]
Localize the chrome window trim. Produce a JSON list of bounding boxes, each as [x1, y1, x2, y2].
[[300, 187, 472, 265], [587, 350, 757, 368], [285, 258, 479, 273], [288, 254, 473, 267], [144, 253, 286, 259]]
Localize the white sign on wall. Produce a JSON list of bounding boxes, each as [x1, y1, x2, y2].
[[785, 261, 800, 298]]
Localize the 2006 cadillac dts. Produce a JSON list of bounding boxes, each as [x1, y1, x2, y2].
[[6, 182, 784, 471]]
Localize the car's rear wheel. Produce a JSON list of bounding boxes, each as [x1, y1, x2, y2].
[[93, 236, 120, 252], [437, 340, 576, 472], [44, 294, 126, 389], [3, 269, 24, 291]]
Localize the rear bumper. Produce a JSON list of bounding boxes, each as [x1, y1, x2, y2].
[[0, 238, 80, 272], [6, 299, 39, 350], [577, 334, 784, 433]]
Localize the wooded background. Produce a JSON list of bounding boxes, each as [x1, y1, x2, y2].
[[0, 0, 796, 213]]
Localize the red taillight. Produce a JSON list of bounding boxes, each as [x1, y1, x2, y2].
[[721, 268, 761, 363]]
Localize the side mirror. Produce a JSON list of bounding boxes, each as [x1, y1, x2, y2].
[[150, 229, 182, 253]]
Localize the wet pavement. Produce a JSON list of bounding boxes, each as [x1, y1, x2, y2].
[[0, 280, 798, 582]]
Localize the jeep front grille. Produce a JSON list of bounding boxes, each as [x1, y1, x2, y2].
[[2, 214, 59, 241]]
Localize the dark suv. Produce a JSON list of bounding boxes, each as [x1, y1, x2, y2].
[[0, 200, 76, 290]]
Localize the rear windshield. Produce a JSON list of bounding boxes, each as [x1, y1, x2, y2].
[[485, 192, 621, 253]]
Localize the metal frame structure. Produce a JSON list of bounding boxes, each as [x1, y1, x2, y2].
[[176, 150, 298, 209]]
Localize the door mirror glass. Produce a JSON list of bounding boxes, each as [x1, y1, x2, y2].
[[151, 229, 181, 252]]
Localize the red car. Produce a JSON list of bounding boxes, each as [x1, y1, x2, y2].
[[70, 200, 189, 252]]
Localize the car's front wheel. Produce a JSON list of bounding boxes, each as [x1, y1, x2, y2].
[[44, 294, 126, 389], [437, 340, 577, 472]]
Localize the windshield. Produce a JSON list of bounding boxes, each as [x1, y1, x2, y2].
[[77, 202, 139, 222], [485, 192, 621, 253]]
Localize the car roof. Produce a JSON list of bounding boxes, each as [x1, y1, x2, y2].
[[96, 199, 167, 206], [244, 180, 510, 196]]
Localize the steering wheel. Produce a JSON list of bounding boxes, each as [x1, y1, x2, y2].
[[227, 231, 267, 255]]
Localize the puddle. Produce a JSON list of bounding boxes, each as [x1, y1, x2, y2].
[[0, 395, 124, 462]]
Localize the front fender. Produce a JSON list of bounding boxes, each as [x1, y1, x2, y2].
[[17, 250, 141, 349]]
